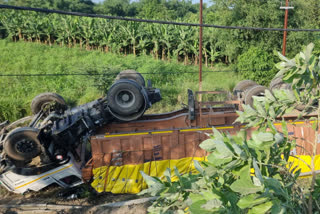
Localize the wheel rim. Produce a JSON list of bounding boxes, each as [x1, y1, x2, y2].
[[15, 139, 37, 154], [115, 90, 136, 109], [256, 92, 265, 97], [41, 101, 53, 112]]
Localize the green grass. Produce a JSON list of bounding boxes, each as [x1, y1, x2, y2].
[[0, 39, 242, 121]]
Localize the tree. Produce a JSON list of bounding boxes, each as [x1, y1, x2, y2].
[[237, 46, 278, 85], [137, 0, 169, 20], [93, 0, 131, 16], [164, 0, 198, 20], [6, 0, 95, 13]]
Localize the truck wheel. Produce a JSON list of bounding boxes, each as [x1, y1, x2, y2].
[[269, 77, 282, 89], [31, 92, 67, 115], [4, 127, 41, 161], [244, 85, 268, 107], [270, 77, 291, 91], [108, 80, 144, 116], [116, 70, 145, 86], [233, 80, 258, 95]]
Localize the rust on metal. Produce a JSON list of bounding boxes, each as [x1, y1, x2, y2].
[[282, 0, 289, 56], [198, 0, 203, 98]]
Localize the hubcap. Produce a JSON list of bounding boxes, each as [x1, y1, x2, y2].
[[122, 94, 130, 102], [115, 90, 135, 108]]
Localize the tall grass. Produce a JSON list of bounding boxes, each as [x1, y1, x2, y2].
[[0, 39, 242, 121]]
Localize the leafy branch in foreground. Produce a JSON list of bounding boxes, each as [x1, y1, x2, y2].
[[140, 128, 304, 213], [140, 43, 320, 213], [238, 43, 320, 213]]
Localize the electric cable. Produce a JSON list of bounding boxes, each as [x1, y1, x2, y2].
[[0, 69, 271, 77], [1, 4, 320, 32]]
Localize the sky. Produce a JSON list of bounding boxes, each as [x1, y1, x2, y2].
[[92, 0, 212, 6]]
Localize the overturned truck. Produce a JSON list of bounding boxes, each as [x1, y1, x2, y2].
[[0, 75, 319, 194], [0, 70, 161, 193]]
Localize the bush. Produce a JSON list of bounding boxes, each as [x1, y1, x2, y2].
[[237, 47, 278, 86]]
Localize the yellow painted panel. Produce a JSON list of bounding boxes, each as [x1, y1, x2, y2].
[[91, 154, 319, 194], [91, 157, 205, 194]]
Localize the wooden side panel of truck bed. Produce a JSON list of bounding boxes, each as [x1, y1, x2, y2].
[[82, 105, 320, 193]]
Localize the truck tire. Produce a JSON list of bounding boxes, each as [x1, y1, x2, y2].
[[108, 80, 144, 116], [270, 77, 291, 91], [233, 80, 258, 96], [4, 127, 41, 161], [269, 77, 282, 89], [244, 85, 268, 107], [31, 92, 67, 115], [116, 70, 145, 86]]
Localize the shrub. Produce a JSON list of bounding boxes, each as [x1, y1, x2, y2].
[[237, 47, 278, 86]]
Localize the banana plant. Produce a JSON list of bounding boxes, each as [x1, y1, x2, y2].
[[0, 10, 221, 66], [25, 13, 44, 43], [0, 11, 20, 41], [120, 21, 141, 56], [137, 26, 151, 56], [101, 20, 119, 53], [42, 15, 57, 46], [82, 18, 96, 50], [174, 26, 196, 65], [63, 16, 81, 48], [159, 24, 175, 60], [146, 24, 161, 60]]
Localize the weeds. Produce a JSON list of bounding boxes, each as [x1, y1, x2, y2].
[[0, 40, 241, 121]]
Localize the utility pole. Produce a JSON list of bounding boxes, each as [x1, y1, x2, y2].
[[199, 0, 203, 94], [280, 0, 294, 56]]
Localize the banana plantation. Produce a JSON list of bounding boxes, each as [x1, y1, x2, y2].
[[1, 0, 320, 68], [0, 10, 221, 66]]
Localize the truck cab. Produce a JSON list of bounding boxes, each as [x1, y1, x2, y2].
[[0, 156, 83, 194]]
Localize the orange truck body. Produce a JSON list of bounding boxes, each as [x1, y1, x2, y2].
[[81, 91, 320, 193]]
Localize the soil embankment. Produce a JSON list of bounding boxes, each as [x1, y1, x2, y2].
[[0, 185, 150, 214]]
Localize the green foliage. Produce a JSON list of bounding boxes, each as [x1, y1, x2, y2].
[[236, 89, 296, 131], [1, 0, 320, 72], [237, 46, 278, 85], [140, 128, 304, 213], [311, 178, 320, 209], [93, 0, 132, 17], [0, 10, 206, 65], [142, 44, 320, 213], [0, 40, 241, 122], [205, 0, 318, 62], [237, 43, 320, 131], [6, 0, 95, 13], [276, 43, 320, 112]]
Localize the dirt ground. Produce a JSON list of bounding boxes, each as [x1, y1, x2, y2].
[[0, 184, 150, 214]]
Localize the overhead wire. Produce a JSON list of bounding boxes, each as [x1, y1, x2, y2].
[[0, 69, 273, 77], [0, 4, 293, 80], [1, 4, 320, 32]]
